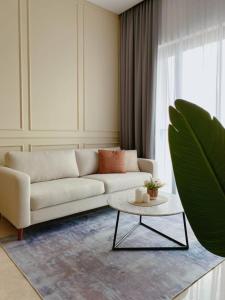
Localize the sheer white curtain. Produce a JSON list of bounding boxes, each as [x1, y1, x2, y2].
[[155, 0, 225, 193]]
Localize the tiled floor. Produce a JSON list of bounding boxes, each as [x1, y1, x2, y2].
[[0, 217, 224, 300], [0, 217, 40, 300]]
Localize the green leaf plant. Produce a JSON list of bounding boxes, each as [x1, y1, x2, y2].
[[169, 99, 225, 257]]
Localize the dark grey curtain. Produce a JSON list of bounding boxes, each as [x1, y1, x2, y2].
[[120, 0, 160, 159]]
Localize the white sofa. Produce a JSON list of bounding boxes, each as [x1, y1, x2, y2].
[[0, 149, 157, 240]]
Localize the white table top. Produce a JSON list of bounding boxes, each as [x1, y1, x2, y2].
[[108, 192, 184, 216]]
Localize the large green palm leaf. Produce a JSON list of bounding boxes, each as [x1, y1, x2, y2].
[[169, 99, 225, 257]]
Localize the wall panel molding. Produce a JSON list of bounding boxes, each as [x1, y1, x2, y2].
[[18, 0, 23, 130], [0, 0, 23, 130], [27, 0, 79, 132], [0, 0, 120, 156], [84, 143, 119, 149], [83, 4, 119, 133], [29, 144, 79, 151]]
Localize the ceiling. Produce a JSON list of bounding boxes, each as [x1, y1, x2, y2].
[[88, 0, 143, 14]]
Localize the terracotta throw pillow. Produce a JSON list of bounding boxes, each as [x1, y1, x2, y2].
[[98, 150, 126, 173]]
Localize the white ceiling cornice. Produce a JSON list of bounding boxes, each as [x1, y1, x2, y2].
[[87, 0, 143, 14]]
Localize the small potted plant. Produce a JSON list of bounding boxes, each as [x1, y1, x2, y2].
[[144, 178, 165, 200]]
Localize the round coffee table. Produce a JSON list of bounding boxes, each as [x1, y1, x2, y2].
[[108, 192, 189, 251]]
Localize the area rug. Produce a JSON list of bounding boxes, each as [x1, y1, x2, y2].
[[0, 207, 223, 300]]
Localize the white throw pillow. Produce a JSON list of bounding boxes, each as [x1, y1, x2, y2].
[[125, 150, 140, 172]]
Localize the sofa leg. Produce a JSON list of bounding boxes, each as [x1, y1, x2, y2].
[[17, 228, 24, 240]]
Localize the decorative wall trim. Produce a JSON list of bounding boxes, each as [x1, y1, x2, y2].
[[0, 145, 24, 151], [0, 0, 23, 131], [0, 0, 119, 151], [82, 4, 119, 133], [27, 0, 79, 132], [84, 143, 119, 149], [18, 0, 23, 130], [0, 131, 119, 139], [29, 144, 79, 151], [27, 0, 31, 131]]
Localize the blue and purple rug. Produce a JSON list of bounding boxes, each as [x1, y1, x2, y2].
[[0, 207, 223, 300]]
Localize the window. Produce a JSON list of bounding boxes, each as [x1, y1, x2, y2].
[[156, 27, 225, 193]]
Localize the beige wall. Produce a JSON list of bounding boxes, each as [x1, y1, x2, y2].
[[0, 0, 120, 164]]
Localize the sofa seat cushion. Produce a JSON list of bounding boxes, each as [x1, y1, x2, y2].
[[31, 178, 105, 211], [84, 172, 151, 194]]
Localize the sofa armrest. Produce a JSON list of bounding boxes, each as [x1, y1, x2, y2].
[[138, 158, 158, 178], [0, 167, 30, 229]]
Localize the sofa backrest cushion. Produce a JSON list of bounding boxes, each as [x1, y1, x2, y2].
[[125, 150, 140, 172], [75, 149, 98, 176], [5, 150, 79, 183]]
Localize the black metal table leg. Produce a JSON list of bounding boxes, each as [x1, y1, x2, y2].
[[112, 210, 120, 249], [183, 212, 189, 249], [112, 211, 189, 251]]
